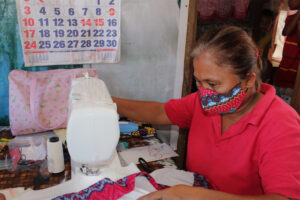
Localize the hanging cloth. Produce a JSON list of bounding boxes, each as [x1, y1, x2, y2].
[[197, 0, 250, 21]]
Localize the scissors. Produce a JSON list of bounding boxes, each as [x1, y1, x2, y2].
[[138, 157, 154, 173]]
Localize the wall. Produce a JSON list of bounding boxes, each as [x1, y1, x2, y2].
[[89, 0, 180, 102]]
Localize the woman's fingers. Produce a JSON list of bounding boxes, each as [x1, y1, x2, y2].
[[138, 190, 163, 200]]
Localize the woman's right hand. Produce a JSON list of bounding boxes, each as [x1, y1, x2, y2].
[[138, 185, 204, 200]]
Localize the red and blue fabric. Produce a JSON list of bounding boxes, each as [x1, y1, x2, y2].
[[198, 85, 247, 114], [54, 171, 212, 200]]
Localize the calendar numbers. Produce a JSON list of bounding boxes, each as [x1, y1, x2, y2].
[[106, 40, 117, 47], [67, 40, 79, 48], [24, 41, 37, 49], [38, 18, 49, 26], [82, 8, 88, 16], [53, 18, 64, 26], [93, 29, 104, 37], [40, 7, 46, 15], [109, 0, 115, 5], [94, 18, 104, 26], [96, 8, 101, 15], [54, 8, 60, 15], [19, 0, 120, 65], [53, 41, 65, 48], [24, 6, 31, 15], [23, 18, 35, 26], [67, 19, 78, 26], [107, 19, 117, 26], [106, 29, 117, 37], [68, 8, 75, 16], [54, 29, 65, 37], [39, 41, 51, 49], [81, 29, 91, 37], [39, 29, 50, 38], [94, 40, 105, 47], [24, 30, 35, 38], [67, 30, 79, 37]]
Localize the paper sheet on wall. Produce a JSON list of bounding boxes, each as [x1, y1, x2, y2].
[[118, 143, 178, 165], [16, 0, 121, 66]]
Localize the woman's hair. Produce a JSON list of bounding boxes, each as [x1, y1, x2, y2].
[[191, 26, 262, 83]]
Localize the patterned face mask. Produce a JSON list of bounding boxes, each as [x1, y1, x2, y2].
[[198, 83, 248, 115]]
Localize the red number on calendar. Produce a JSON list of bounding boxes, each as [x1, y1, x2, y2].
[[22, 18, 35, 26], [24, 41, 37, 49], [94, 18, 104, 26], [109, 8, 115, 16], [80, 19, 92, 26], [24, 0, 30, 2], [24, 30, 35, 38], [24, 6, 31, 15]]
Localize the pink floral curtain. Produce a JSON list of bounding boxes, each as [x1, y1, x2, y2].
[[197, 0, 250, 20]]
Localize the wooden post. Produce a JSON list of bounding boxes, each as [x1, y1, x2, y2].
[[250, 0, 265, 42], [291, 64, 300, 114], [174, 0, 198, 169]]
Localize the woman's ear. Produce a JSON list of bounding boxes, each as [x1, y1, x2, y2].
[[244, 72, 257, 89]]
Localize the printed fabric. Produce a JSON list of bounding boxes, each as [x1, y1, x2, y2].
[[8, 68, 98, 135], [198, 85, 247, 114], [53, 172, 166, 200], [53, 171, 212, 200], [197, 0, 250, 21]]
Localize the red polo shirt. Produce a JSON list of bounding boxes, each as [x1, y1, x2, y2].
[[164, 83, 300, 198]]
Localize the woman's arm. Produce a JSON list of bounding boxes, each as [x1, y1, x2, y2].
[[282, 11, 300, 36], [112, 97, 172, 125], [138, 185, 291, 200]]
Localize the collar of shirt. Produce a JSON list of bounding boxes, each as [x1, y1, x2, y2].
[[242, 83, 276, 126], [212, 83, 276, 142]]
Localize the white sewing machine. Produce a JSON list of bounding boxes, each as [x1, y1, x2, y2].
[[67, 74, 142, 180], [67, 72, 124, 179]]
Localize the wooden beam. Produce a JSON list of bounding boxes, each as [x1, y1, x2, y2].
[[174, 0, 198, 169], [181, 0, 198, 97]]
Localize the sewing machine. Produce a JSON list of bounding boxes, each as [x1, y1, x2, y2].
[[66, 72, 126, 179]]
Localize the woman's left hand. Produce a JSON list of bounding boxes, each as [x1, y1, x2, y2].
[[137, 185, 203, 200]]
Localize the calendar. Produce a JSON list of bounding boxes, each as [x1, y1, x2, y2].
[[16, 0, 121, 66]]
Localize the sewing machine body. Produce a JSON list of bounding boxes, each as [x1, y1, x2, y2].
[[66, 75, 121, 176]]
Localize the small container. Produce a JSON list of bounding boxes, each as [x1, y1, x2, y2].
[[47, 136, 65, 173]]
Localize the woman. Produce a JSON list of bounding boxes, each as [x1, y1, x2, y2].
[[112, 26, 300, 200]]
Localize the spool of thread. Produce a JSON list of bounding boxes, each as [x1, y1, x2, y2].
[[47, 136, 65, 173]]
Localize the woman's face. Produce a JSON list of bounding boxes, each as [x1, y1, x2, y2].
[[193, 51, 242, 93]]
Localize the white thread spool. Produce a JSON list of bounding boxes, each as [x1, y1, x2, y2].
[[47, 137, 65, 173]]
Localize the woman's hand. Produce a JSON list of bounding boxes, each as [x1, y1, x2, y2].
[[137, 185, 290, 200], [137, 185, 203, 200]]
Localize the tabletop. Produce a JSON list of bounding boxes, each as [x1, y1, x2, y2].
[[0, 122, 177, 190]]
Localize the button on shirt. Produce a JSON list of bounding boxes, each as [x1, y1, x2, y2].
[[164, 83, 300, 199]]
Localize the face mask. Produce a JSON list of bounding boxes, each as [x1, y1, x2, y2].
[[198, 83, 247, 114]]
